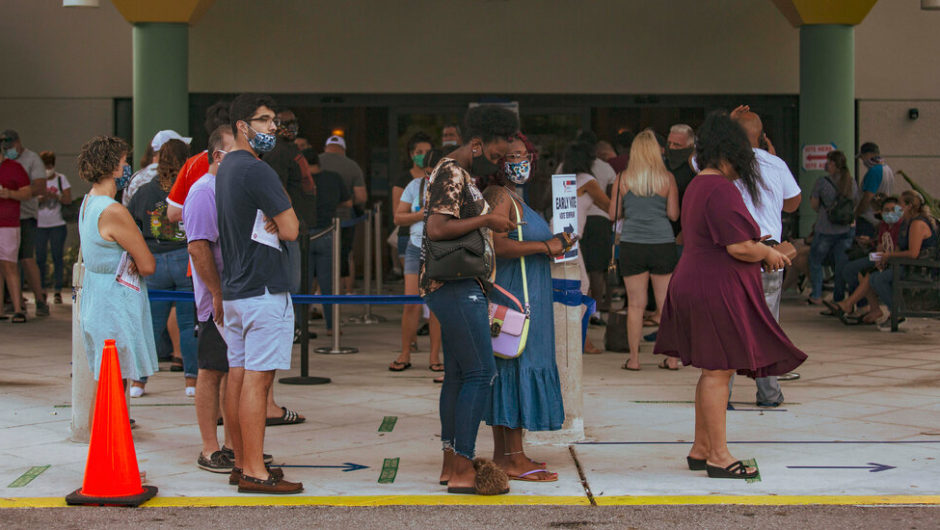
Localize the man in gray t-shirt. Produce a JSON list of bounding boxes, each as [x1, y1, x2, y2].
[[318, 136, 366, 293], [0, 129, 47, 315]]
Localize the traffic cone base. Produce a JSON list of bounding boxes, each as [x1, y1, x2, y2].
[[65, 339, 158, 507], [65, 485, 158, 507]]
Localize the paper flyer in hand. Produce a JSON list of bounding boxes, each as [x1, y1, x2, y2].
[[251, 209, 281, 251], [551, 174, 579, 263], [114, 251, 141, 292]]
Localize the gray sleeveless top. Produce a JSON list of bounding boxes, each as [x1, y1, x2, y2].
[[620, 191, 675, 244]]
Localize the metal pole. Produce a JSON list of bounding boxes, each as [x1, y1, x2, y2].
[[316, 218, 358, 354], [281, 222, 331, 384], [347, 208, 381, 324], [374, 202, 384, 296]]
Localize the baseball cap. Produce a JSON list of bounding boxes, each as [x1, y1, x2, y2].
[[151, 130, 193, 151], [0, 129, 19, 144], [857, 142, 880, 158], [325, 135, 346, 150]]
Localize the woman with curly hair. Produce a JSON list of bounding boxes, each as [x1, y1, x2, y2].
[[77, 135, 157, 398], [127, 138, 196, 397], [654, 111, 806, 479], [482, 132, 568, 483]]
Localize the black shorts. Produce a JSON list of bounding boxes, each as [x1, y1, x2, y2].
[[581, 216, 613, 272], [197, 319, 229, 372], [619, 241, 678, 276], [18, 217, 36, 260]]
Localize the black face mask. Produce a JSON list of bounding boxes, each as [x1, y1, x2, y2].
[[470, 151, 500, 178], [666, 147, 694, 170]]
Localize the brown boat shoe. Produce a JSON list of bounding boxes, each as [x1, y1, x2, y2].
[[237, 472, 303, 494], [229, 465, 284, 486]]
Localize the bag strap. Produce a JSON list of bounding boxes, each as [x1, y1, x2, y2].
[[609, 173, 623, 265], [491, 283, 524, 313], [503, 188, 529, 315]]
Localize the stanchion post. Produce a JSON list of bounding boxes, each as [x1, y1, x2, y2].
[[281, 221, 331, 384], [374, 202, 384, 296], [316, 217, 358, 354], [347, 206, 382, 324]]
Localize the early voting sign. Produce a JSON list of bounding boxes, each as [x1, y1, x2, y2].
[[551, 174, 578, 263]]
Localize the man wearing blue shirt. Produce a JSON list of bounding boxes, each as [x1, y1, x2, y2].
[[854, 142, 895, 237]]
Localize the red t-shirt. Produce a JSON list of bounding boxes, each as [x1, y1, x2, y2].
[[166, 151, 210, 209], [0, 159, 30, 227]]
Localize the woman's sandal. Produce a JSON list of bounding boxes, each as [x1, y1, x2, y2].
[[821, 300, 844, 318], [621, 362, 640, 371], [169, 355, 184, 372], [706, 460, 759, 479], [658, 359, 679, 371], [508, 469, 558, 482], [389, 361, 412, 372], [11, 312, 27, 323], [429, 363, 444, 372], [687, 456, 707, 471]]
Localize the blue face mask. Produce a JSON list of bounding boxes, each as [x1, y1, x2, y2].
[[882, 205, 902, 224], [115, 164, 132, 190], [4, 148, 18, 160], [504, 160, 531, 185], [247, 125, 276, 153]]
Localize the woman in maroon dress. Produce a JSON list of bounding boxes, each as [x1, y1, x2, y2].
[[654, 111, 807, 479]]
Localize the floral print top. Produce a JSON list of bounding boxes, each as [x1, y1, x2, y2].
[[419, 158, 495, 296]]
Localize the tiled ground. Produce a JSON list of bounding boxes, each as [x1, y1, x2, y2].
[[1, 291, 938, 501]]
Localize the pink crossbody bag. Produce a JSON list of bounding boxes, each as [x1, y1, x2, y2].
[[488, 194, 530, 359]]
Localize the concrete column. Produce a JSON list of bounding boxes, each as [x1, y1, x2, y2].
[[70, 257, 92, 443], [797, 24, 855, 237], [528, 260, 584, 444], [132, 23, 189, 169]]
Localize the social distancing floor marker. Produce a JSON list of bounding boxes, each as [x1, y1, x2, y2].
[[378, 458, 400, 484], [7, 466, 50, 488], [378, 416, 397, 432], [3, 495, 940, 508]]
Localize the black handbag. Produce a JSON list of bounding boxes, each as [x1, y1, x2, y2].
[[425, 228, 490, 281], [58, 176, 80, 223]]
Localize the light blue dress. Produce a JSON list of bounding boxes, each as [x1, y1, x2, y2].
[[486, 194, 565, 431], [78, 195, 158, 380]]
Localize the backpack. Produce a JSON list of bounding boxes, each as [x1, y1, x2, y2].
[[823, 177, 855, 226]]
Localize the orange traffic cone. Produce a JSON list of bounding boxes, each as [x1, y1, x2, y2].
[[66, 339, 158, 506]]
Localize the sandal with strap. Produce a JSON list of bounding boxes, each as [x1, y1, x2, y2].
[[429, 363, 444, 372], [11, 312, 26, 324], [266, 407, 305, 426], [686, 456, 707, 471], [389, 361, 412, 372], [508, 469, 558, 482], [706, 460, 759, 479]]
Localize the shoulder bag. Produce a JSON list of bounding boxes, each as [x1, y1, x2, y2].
[[823, 176, 855, 226], [58, 175, 80, 223], [607, 173, 623, 288], [488, 192, 530, 359], [424, 169, 490, 281]]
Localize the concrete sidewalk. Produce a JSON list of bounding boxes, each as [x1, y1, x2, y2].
[[2, 293, 940, 507]]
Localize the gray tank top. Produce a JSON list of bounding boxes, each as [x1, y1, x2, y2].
[[620, 191, 675, 244]]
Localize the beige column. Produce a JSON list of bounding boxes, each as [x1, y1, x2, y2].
[[527, 260, 584, 444]]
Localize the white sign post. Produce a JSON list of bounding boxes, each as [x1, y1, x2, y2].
[[551, 174, 579, 263], [802, 143, 836, 171]]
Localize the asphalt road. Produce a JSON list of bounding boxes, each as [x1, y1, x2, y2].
[[4, 505, 940, 529]]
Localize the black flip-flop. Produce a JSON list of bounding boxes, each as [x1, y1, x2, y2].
[[821, 300, 844, 318], [389, 361, 412, 372], [429, 363, 444, 372], [658, 359, 679, 371], [266, 407, 305, 426], [11, 312, 26, 323]]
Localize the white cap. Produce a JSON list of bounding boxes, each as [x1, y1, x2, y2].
[[151, 130, 193, 151], [325, 135, 346, 150]]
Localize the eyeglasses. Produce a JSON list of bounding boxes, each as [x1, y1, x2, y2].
[[505, 152, 531, 162], [249, 115, 280, 127]]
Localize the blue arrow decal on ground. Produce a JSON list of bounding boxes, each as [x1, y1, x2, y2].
[[278, 463, 368, 472], [787, 462, 895, 473]]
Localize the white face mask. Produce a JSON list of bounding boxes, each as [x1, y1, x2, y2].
[[45, 168, 55, 178]]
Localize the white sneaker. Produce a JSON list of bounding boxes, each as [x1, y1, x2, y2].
[[129, 386, 144, 398], [185, 386, 196, 398]]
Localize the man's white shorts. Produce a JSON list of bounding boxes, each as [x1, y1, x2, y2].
[[223, 288, 293, 372], [0, 227, 20, 262]]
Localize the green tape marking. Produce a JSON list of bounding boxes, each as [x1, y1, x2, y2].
[[378, 458, 400, 484], [8, 465, 50, 488], [742, 458, 762, 484], [378, 416, 398, 432]]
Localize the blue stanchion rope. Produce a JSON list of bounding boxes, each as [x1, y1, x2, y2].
[[148, 290, 422, 305], [340, 213, 369, 228], [551, 278, 596, 351]]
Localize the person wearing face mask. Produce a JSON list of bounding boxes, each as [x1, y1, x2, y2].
[[665, 124, 696, 240], [854, 142, 895, 238], [35, 151, 72, 306], [827, 195, 903, 324], [480, 132, 566, 484], [441, 123, 462, 149], [808, 150, 859, 305], [0, 129, 48, 317], [423, 105, 520, 495], [167, 101, 232, 223], [76, 135, 158, 423], [392, 147, 443, 375], [856, 190, 937, 330], [215, 93, 301, 494], [392, 132, 434, 286]]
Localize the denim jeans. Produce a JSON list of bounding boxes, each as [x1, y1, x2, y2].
[[308, 231, 334, 330], [842, 256, 874, 297], [809, 231, 853, 301], [870, 268, 894, 309], [145, 247, 197, 379], [35, 224, 67, 291], [424, 279, 496, 460]]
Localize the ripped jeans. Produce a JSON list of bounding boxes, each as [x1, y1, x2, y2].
[[424, 279, 496, 460]]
